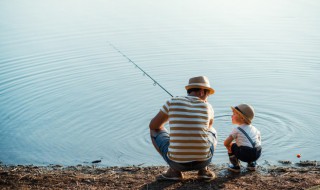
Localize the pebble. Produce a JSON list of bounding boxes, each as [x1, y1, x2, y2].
[[278, 160, 292, 165], [91, 160, 101, 164], [296, 160, 318, 167]]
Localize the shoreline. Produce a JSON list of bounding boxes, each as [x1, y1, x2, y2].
[[1, 161, 319, 189]]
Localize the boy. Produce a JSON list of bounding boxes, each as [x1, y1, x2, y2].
[[224, 104, 262, 172]]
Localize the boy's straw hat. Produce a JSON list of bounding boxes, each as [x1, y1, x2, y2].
[[231, 104, 255, 124], [185, 76, 215, 95]]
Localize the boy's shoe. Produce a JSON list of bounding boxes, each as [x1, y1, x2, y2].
[[228, 164, 241, 173], [198, 167, 216, 180], [156, 168, 183, 181], [247, 162, 256, 171]]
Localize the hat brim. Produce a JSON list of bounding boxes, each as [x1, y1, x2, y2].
[[231, 106, 251, 124], [185, 85, 215, 95]]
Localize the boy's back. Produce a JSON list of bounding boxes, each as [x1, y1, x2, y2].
[[231, 124, 261, 148]]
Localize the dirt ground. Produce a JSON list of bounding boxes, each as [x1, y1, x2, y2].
[[0, 161, 319, 190]]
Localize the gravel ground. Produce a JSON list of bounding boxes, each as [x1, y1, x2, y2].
[[0, 161, 319, 190]]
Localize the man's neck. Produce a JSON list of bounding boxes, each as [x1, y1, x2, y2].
[[188, 92, 207, 101]]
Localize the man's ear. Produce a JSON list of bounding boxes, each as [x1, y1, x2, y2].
[[200, 89, 205, 96]]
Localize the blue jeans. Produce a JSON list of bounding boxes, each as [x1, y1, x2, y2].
[[151, 129, 216, 171]]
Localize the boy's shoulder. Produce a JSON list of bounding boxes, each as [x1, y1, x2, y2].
[[236, 125, 260, 133], [230, 127, 239, 133], [250, 124, 261, 132]]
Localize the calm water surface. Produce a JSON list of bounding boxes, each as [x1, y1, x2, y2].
[[1, 0, 320, 166]]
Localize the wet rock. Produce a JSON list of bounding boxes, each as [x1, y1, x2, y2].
[[91, 160, 101, 164], [122, 167, 135, 171], [82, 179, 91, 184], [0, 171, 9, 176], [51, 165, 63, 170], [296, 160, 318, 167], [278, 160, 292, 165]]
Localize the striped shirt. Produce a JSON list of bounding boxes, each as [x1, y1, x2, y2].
[[160, 96, 215, 163]]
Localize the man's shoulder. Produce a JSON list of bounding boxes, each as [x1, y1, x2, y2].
[[170, 96, 188, 103], [172, 96, 188, 100], [172, 96, 198, 103]]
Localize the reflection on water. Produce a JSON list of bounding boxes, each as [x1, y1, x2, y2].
[[0, 0, 320, 166]]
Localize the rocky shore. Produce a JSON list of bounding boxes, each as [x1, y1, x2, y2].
[[0, 161, 319, 190]]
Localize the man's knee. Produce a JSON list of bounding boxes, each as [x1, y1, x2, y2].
[[150, 129, 158, 138], [208, 129, 218, 149], [150, 128, 169, 157], [150, 128, 168, 138]]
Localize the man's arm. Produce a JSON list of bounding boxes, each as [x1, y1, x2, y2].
[[208, 118, 214, 129], [149, 110, 169, 130]]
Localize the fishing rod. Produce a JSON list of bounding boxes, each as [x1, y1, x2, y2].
[[109, 43, 173, 97]]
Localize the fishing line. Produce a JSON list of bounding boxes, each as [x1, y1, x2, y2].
[[109, 43, 173, 97]]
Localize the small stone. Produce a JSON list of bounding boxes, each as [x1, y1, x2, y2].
[[278, 160, 292, 165], [91, 160, 101, 164]]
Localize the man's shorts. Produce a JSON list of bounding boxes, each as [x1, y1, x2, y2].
[[151, 128, 217, 171]]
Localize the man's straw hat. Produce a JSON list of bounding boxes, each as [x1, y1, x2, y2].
[[231, 104, 255, 124], [185, 76, 215, 95]]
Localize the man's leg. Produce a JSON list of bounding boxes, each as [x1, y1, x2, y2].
[[207, 127, 217, 149], [197, 129, 216, 180], [150, 128, 169, 155], [150, 128, 183, 181]]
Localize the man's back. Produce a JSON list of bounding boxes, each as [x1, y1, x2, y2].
[[161, 96, 214, 163]]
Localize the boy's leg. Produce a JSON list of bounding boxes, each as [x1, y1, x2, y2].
[[247, 147, 262, 171], [247, 161, 257, 171], [228, 153, 239, 166], [229, 143, 240, 165], [228, 143, 240, 172]]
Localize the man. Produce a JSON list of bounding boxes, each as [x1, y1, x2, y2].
[[149, 76, 217, 181]]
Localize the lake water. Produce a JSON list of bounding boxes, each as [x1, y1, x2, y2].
[[1, 0, 319, 167]]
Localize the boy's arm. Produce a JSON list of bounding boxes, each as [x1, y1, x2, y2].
[[224, 135, 234, 153], [149, 110, 169, 130]]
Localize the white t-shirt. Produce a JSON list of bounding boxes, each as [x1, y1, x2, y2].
[[230, 124, 261, 148]]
